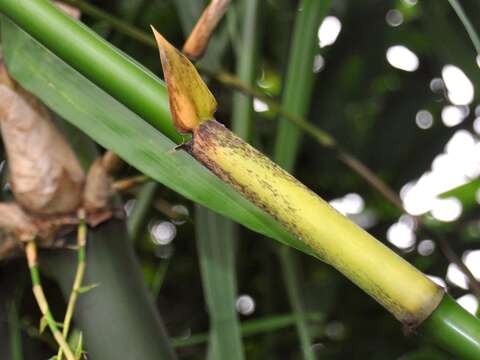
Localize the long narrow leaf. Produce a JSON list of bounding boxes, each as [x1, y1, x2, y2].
[[196, 206, 244, 360]]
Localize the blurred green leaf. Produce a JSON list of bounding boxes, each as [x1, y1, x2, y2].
[[39, 316, 48, 335], [399, 348, 449, 360], [171, 312, 324, 348], [439, 178, 480, 211], [196, 206, 244, 360]]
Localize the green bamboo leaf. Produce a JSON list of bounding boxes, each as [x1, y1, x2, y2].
[[196, 206, 244, 360], [6, 296, 24, 360], [74, 332, 83, 360], [0, 16, 311, 256], [127, 181, 159, 240], [39, 316, 49, 334], [76, 283, 100, 295], [399, 348, 449, 360], [439, 178, 480, 211]]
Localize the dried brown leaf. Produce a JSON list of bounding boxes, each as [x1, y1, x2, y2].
[[0, 233, 21, 260], [53, 1, 81, 20], [0, 69, 85, 215], [101, 150, 123, 175], [83, 157, 112, 212], [0, 202, 37, 241]]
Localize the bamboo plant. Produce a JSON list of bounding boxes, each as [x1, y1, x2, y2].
[[1, 1, 480, 359]]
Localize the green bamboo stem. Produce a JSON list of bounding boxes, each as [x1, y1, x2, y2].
[[0, 0, 180, 142], [420, 295, 480, 360], [57, 210, 87, 360], [60, 0, 156, 49], [24, 241, 75, 360]]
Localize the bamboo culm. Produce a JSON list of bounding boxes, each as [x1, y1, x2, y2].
[[187, 120, 443, 328]]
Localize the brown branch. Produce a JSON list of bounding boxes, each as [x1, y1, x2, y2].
[[112, 175, 149, 193], [182, 0, 231, 60]]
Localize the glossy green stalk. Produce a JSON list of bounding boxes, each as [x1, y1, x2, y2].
[[420, 295, 480, 360], [273, 1, 331, 358], [57, 213, 87, 360], [25, 241, 75, 360], [60, 0, 156, 48]]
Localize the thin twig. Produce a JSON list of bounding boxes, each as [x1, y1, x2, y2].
[[101, 150, 123, 175], [337, 151, 404, 209], [182, 0, 231, 60], [423, 227, 480, 300], [112, 175, 149, 192], [54, 0, 480, 295], [25, 240, 75, 360], [57, 209, 87, 360], [154, 198, 192, 224]]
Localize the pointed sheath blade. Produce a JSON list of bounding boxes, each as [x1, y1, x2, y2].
[[151, 27, 217, 134]]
